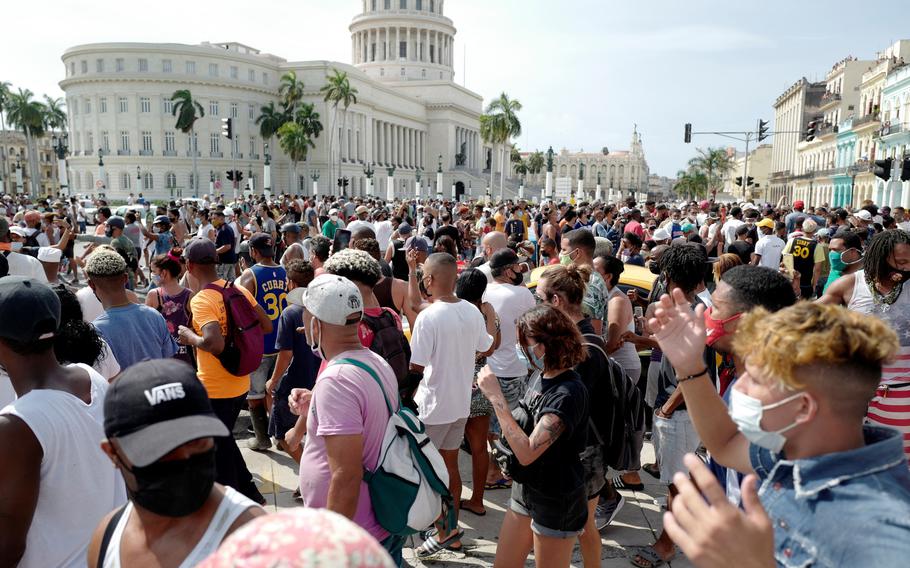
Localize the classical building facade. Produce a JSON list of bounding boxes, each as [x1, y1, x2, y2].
[[59, 0, 496, 201], [768, 79, 826, 204], [1, 131, 58, 196]]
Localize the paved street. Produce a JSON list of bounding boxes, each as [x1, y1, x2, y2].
[[235, 412, 693, 568]]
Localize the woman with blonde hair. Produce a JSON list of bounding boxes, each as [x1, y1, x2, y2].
[[712, 253, 743, 283]]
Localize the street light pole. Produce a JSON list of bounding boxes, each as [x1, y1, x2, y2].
[[264, 143, 272, 196], [15, 155, 23, 194]]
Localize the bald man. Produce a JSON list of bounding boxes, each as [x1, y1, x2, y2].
[[473, 231, 509, 283]]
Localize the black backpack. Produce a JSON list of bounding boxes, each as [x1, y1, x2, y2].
[[582, 334, 645, 471], [361, 308, 411, 386]]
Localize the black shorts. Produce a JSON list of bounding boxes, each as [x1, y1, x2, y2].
[[510, 481, 588, 538]]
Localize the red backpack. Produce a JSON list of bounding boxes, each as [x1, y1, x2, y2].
[[204, 280, 264, 377]]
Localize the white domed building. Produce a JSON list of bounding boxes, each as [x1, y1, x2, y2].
[[59, 0, 496, 201]]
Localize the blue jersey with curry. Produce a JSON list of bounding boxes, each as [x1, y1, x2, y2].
[[251, 263, 288, 354]]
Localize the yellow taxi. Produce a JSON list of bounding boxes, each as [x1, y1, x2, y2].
[[526, 262, 657, 298]]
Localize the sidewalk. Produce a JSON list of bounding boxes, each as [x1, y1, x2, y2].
[[238, 414, 693, 568]]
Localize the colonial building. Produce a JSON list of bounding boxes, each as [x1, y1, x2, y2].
[[769, 79, 825, 204], [722, 144, 772, 201], [59, 0, 500, 201], [0, 131, 58, 196]]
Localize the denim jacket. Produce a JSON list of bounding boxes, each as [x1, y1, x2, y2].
[[750, 426, 910, 567]]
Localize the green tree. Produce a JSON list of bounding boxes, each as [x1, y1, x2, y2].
[[6, 88, 48, 195], [278, 70, 305, 112], [294, 103, 323, 185], [319, 69, 358, 193], [0, 82, 12, 191], [527, 150, 544, 175], [485, 92, 522, 201], [170, 89, 205, 196], [256, 100, 288, 184], [277, 121, 316, 195], [674, 169, 708, 200], [687, 147, 734, 201], [43, 96, 67, 194]]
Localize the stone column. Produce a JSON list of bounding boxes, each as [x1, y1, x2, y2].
[[407, 27, 411, 60], [545, 171, 553, 200], [595, 184, 602, 201], [415, 178, 421, 199], [386, 173, 394, 201], [437, 170, 443, 199]]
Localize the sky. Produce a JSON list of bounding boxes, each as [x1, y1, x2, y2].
[[2, 0, 909, 177]]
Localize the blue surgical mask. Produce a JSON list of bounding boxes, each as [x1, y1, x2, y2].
[[151, 273, 161, 285], [524, 343, 545, 371], [729, 388, 803, 454]]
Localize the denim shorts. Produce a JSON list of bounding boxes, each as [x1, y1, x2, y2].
[[490, 375, 527, 436], [510, 481, 588, 538], [653, 409, 700, 484], [580, 444, 607, 500], [248, 353, 277, 400]]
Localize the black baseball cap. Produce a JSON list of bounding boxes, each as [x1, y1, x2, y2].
[[104, 359, 228, 467], [0, 276, 60, 342], [184, 238, 217, 264], [249, 232, 274, 255], [488, 248, 521, 270]]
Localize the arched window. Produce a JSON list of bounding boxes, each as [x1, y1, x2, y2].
[[570, 164, 577, 178], [166, 172, 177, 189], [559, 164, 567, 177], [188, 173, 196, 190], [120, 172, 131, 190], [618, 165, 625, 181], [85, 171, 93, 190], [143, 172, 154, 189], [430, 0, 435, 12]]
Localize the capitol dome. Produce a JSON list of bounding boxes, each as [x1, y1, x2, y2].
[[351, 0, 456, 82]]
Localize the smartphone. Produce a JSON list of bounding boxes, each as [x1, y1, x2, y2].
[[333, 229, 352, 253]]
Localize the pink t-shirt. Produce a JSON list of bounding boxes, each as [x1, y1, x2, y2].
[[625, 219, 645, 239], [298, 349, 400, 542]]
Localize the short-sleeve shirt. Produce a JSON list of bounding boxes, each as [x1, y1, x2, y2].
[[505, 219, 525, 240], [582, 271, 609, 324], [190, 280, 259, 399], [215, 224, 237, 264], [754, 234, 785, 269], [298, 350, 400, 543], [274, 303, 319, 392], [93, 304, 178, 369]]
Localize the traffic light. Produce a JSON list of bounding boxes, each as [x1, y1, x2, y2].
[[873, 158, 893, 181], [235, 170, 243, 183], [226, 170, 243, 182], [342, 177, 350, 190], [684, 123, 692, 144], [902, 157, 910, 182], [747, 176, 754, 186], [735, 176, 743, 187], [226, 170, 234, 181], [221, 118, 233, 140], [757, 119, 770, 142], [806, 120, 818, 142]]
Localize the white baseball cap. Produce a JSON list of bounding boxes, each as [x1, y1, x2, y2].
[[652, 227, 671, 241], [854, 210, 873, 221], [37, 247, 62, 263], [287, 274, 363, 326]]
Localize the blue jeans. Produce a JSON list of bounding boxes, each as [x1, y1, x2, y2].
[[380, 534, 406, 567]]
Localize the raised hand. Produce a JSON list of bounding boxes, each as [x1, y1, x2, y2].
[[648, 288, 707, 376]]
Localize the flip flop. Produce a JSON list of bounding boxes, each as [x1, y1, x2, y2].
[[611, 475, 645, 491], [460, 500, 487, 516], [628, 545, 673, 568], [484, 478, 512, 490], [415, 528, 465, 559], [642, 463, 661, 479]]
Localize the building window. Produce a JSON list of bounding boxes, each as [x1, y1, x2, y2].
[[249, 137, 256, 156], [430, 0, 435, 12], [230, 65, 238, 79], [421, 68, 426, 78], [384, 0, 390, 8], [400, 42, 406, 58], [141, 131, 153, 152], [115, 58, 124, 72], [430, 46, 435, 63], [188, 173, 196, 190], [120, 172, 131, 190], [248, 69, 255, 81], [209, 100, 219, 116], [372, 0, 376, 8], [138, 58, 148, 72], [96, 58, 104, 72], [87, 132, 93, 151], [80, 60, 87, 74], [102, 131, 110, 152], [371, 43, 377, 61], [120, 131, 130, 152], [84, 99, 91, 114], [164, 131, 175, 152], [166, 172, 177, 189], [208, 63, 218, 77], [140, 97, 151, 113], [248, 103, 255, 120], [416, 0, 422, 8], [189, 132, 198, 153], [143, 172, 154, 189], [262, 72, 269, 85], [118, 97, 128, 113], [162, 59, 172, 73], [163, 98, 173, 114], [99, 97, 107, 114], [186, 61, 196, 74], [210, 133, 220, 154], [70, 62, 76, 76], [230, 103, 238, 118], [400, 0, 406, 8], [380, 68, 385, 77]]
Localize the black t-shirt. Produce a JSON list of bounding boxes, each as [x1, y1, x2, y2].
[[390, 239, 408, 281], [434, 224, 460, 246], [505, 218, 525, 240], [727, 240, 754, 264], [521, 368, 589, 493], [215, 224, 237, 264]]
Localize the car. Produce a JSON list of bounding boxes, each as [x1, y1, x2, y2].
[[114, 204, 151, 218], [526, 262, 656, 299]]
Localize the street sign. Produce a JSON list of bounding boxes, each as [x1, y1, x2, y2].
[[95, 180, 103, 189], [555, 177, 572, 198], [214, 180, 222, 190]]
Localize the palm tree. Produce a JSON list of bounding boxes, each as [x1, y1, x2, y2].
[[510, 146, 522, 164], [320, 69, 358, 193], [514, 159, 529, 180], [674, 169, 708, 200], [171, 90, 205, 196], [480, 113, 497, 193], [277, 121, 316, 195], [43, 96, 67, 193], [688, 147, 734, 201], [6, 88, 47, 195], [294, 103, 323, 186], [0, 82, 11, 192], [527, 150, 544, 183], [485, 93, 522, 201], [279, 71, 305, 113]]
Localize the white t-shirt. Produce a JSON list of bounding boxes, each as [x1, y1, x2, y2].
[[375, 220, 394, 252], [345, 220, 375, 235], [94, 339, 121, 380], [198, 222, 215, 242], [4, 251, 48, 282], [0, 364, 127, 568], [410, 299, 493, 425], [722, 219, 745, 245], [754, 234, 785, 269], [483, 282, 536, 377], [77, 286, 105, 322]]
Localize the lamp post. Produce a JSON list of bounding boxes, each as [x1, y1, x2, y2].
[[414, 166, 422, 199], [436, 155, 443, 200], [209, 170, 215, 196], [311, 169, 320, 197], [52, 133, 69, 197], [364, 162, 375, 197], [136, 165, 142, 196], [545, 146, 554, 201], [386, 166, 396, 202], [97, 148, 106, 198], [247, 164, 253, 194], [15, 154, 23, 194], [263, 143, 272, 195]]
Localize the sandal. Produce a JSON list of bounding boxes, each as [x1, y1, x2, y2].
[[484, 478, 512, 490], [415, 528, 465, 558], [629, 545, 674, 568], [460, 499, 486, 516], [642, 463, 661, 479], [611, 475, 645, 491]]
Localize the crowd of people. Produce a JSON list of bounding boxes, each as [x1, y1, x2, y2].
[[1, 188, 910, 567]]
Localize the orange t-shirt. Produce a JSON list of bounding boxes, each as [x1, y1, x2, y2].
[[494, 212, 505, 233], [191, 279, 259, 399]]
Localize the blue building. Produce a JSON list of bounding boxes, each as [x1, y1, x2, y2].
[[833, 117, 858, 208], [877, 64, 910, 207]]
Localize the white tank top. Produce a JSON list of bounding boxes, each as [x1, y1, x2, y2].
[[102, 486, 256, 568], [606, 286, 642, 376], [848, 269, 910, 384], [0, 364, 127, 568]]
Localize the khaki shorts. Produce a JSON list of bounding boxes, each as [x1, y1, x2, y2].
[[424, 418, 468, 451]]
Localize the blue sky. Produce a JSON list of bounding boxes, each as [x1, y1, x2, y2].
[[2, 0, 908, 176]]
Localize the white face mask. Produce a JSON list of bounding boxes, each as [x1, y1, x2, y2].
[[729, 388, 803, 454], [307, 316, 323, 359], [9, 242, 23, 252]]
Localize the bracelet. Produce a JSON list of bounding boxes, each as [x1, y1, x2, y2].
[[678, 368, 708, 384]]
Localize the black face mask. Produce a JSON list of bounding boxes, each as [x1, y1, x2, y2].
[[510, 270, 523, 286], [123, 447, 216, 517], [890, 267, 910, 283], [649, 262, 661, 275]]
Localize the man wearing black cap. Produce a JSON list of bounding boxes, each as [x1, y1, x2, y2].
[[0, 216, 46, 281], [88, 359, 264, 567], [239, 233, 288, 451], [0, 277, 126, 567], [213, 210, 237, 281], [177, 238, 271, 504], [279, 222, 306, 267]]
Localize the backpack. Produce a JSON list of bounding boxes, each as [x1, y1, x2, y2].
[[204, 280, 264, 376], [331, 358, 455, 537], [361, 308, 411, 386], [582, 334, 645, 471]]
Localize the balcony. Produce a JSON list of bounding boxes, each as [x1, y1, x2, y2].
[[162, 150, 177, 157], [117, 149, 131, 156], [879, 122, 906, 137], [852, 113, 881, 128], [185, 151, 200, 157], [250, 153, 259, 160], [210, 151, 223, 158], [139, 150, 154, 156]]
